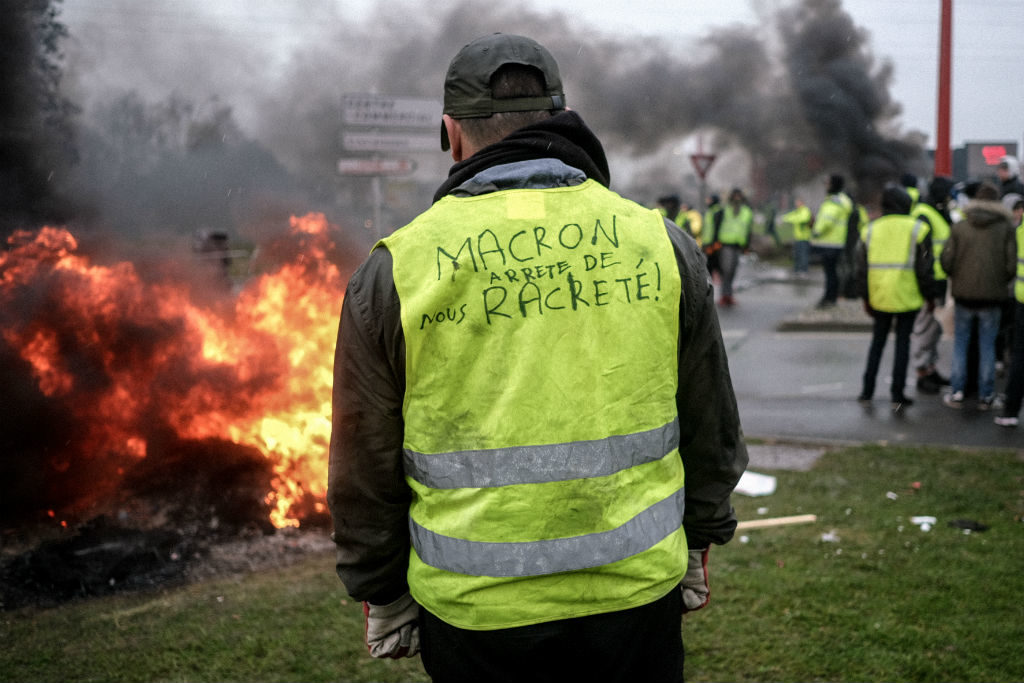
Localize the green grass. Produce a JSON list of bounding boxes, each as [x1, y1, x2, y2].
[[3, 444, 1022, 682]]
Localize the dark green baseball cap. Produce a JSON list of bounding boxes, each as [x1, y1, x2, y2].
[[440, 33, 566, 151]]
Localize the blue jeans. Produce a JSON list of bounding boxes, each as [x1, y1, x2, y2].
[[793, 240, 810, 273], [950, 305, 1002, 399]]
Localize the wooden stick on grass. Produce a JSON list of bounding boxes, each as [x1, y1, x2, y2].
[[736, 514, 818, 530]]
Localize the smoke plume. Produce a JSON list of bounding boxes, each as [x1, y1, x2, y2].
[[1, 0, 927, 240]]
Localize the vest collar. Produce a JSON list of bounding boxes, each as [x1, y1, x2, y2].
[[449, 159, 587, 198]]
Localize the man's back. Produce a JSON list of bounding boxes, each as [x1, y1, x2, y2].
[[943, 197, 1016, 304]]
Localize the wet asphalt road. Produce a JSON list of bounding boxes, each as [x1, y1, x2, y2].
[[720, 260, 1022, 452]]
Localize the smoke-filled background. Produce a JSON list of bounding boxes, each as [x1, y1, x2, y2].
[[2, 0, 928, 244], [0, 0, 931, 532]]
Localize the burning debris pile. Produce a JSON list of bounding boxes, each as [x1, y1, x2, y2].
[[1, 213, 346, 608]]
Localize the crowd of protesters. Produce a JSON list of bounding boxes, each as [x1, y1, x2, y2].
[[657, 154, 1024, 428]]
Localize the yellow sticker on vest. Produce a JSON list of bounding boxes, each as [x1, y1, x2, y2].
[[506, 193, 545, 220]]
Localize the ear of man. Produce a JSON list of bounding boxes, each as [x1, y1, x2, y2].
[[442, 115, 466, 162]]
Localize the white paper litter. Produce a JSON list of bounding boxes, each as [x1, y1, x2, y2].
[[735, 470, 777, 496]]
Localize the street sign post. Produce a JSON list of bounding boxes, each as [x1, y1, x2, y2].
[[341, 131, 437, 153], [690, 153, 717, 211], [341, 94, 440, 128], [340, 94, 439, 237], [337, 158, 416, 176], [690, 153, 716, 180]]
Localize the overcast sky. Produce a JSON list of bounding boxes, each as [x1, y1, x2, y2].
[[59, 0, 1023, 151]]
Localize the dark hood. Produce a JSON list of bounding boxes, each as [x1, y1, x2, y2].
[[965, 199, 1014, 228], [433, 110, 610, 202]]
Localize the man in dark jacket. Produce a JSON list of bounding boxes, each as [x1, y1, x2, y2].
[[997, 155, 1024, 199], [327, 33, 747, 683], [941, 181, 1017, 409]]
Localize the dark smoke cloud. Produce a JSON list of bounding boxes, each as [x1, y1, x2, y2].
[[9, 0, 925, 235], [777, 0, 927, 200]]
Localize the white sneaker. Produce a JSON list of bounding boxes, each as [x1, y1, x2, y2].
[[943, 391, 964, 409], [994, 415, 1019, 428]]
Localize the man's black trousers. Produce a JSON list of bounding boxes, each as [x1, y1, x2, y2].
[[420, 588, 685, 683]]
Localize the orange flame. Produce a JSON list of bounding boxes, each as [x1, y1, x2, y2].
[[1, 214, 344, 527]]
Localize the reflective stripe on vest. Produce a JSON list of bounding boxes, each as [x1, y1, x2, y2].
[[864, 216, 925, 312], [379, 179, 686, 630], [405, 418, 679, 489], [409, 486, 685, 577]]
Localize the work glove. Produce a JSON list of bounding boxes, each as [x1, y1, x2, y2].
[[363, 592, 420, 658], [680, 547, 710, 613]]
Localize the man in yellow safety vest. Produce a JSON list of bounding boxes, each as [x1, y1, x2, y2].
[[780, 198, 812, 277], [327, 33, 747, 682], [811, 174, 853, 308], [705, 187, 753, 306], [855, 186, 935, 411]]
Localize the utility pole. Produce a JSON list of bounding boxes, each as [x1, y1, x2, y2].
[[934, 0, 953, 177]]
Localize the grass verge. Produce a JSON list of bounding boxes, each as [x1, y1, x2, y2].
[[3, 444, 1022, 682]]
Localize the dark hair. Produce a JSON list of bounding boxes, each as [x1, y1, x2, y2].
[[975, 181, 999, 201], [459, 64, 554, 147], [827, 174, 845, 194], [927, 176, 953, 204], [880, 185, 912, 215]]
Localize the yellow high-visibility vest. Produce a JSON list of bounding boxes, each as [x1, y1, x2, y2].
[[864, 215, 928, 312], [811, 193, 853, 248], [379, 179, 686, 630], [1015, 222, 1024, 304], [718, 204, 752, 245], [781, 205, 812, 241], [912, 203, 950, 281]]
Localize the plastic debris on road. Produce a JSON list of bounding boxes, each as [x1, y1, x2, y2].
[[910, 515, 937, 531], [735, 470, 777, 496]]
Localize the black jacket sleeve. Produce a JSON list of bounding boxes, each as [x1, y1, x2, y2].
[[327, 248, 410, 605], [664, 219, 748, 549], [915, 231, 936, 301]]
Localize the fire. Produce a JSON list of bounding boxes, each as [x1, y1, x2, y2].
[[0, 214, 344, 528]]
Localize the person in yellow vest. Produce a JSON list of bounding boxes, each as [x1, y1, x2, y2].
[[656, 193, 684, 226], [910, 177, 954, 393], [900, 172, 921, 208], [811, 174, 853, 308], [327, 33, 747, 682], [703, 192, 724, 279], [839, 197, 869, 298], [681, 200, 703, 245], [781, 198, 812, 277], [995, 198, 1024, 427], [655, 194, 701, 243], [707, 187, 753, 306], [855, 186, 935, 410]]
